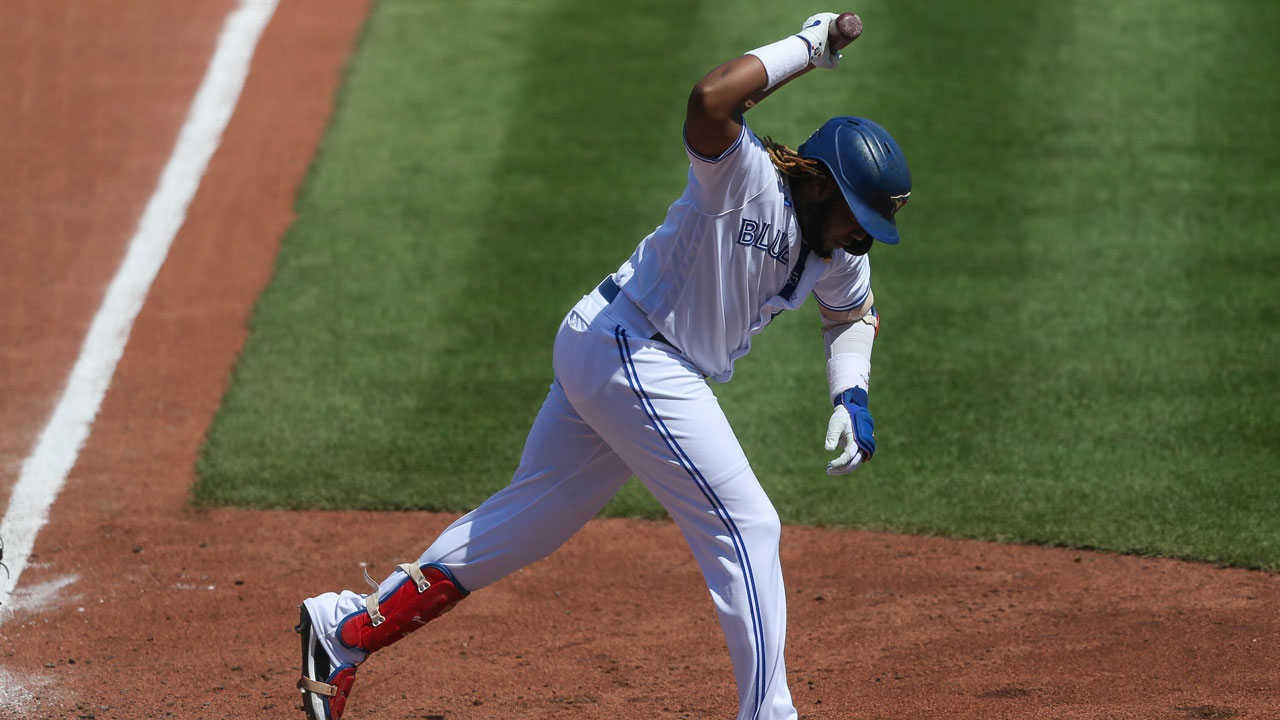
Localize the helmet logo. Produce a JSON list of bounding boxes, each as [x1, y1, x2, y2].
[[888, 192, 910, 216]]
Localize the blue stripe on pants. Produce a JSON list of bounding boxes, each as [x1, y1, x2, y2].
[[614, 326, 767, 719]]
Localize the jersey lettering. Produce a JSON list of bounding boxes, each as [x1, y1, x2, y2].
[[736, 218, 789, 265]]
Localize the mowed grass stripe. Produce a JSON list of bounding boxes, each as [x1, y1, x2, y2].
[[1182, 1, 1280, 566], [196, 0, 550, 506], [195, 1, 1280, 570], [721, 1, 1077, 519], [724, 1, 1280, 568], [778, 0, 1276, 568], [980, 0, 1252, 552], [981, 0, 1280, 565], [196, 0, 710, 508], [404, 0, 716, 512]]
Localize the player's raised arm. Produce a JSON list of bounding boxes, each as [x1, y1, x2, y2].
[[685, 13, 862, 159], [685, 56, 767, 158]]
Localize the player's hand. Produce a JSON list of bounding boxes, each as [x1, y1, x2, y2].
[[798, 13, 842, 70], [824, 388, 876, 476]]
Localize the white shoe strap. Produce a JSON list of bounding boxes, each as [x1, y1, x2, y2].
[[362, 563, 433, 627]]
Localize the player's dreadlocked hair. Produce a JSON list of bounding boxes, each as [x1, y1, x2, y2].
[[761, 136, 827, 179]]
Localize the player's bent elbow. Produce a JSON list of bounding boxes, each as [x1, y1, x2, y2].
[[688, 59, 757, 124], [818, 291, 875, 331], [686, 81, 724, 128]]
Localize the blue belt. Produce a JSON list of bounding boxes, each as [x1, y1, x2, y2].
[[597, 276, 622, 303], [597, 277, 672, 347]]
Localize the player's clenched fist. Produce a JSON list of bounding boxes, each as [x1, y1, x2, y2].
[[798, 13, 843, 69], [825, 387, 877, 475]]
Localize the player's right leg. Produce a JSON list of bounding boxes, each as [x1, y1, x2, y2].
[[557, 286, 798, 720], [591, 339, 796, 720], [296, 354, 632, 719]]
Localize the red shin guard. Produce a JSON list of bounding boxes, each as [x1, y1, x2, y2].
[[338, 563, 467, 655]]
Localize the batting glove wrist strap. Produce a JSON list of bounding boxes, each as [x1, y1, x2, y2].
[[837, 387, 876, 459]]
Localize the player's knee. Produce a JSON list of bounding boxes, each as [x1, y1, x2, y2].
[[739, 506, 782, 551], [763, 508, 782, 545]]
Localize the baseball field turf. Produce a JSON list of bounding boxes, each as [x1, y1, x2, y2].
[[195, 0, 1280, 570]]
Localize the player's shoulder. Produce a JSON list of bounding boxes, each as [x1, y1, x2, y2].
[[686, 119, 772, 169], [813, 251, 872, 312], [685, 121, 781, 213]]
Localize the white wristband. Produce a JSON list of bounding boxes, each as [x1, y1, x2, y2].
[[745, 36, 814, 92], [824, 319, 875, 404], [826, 353, 870, 406]]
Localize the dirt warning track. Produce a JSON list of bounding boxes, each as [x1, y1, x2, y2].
[[1, 2, 1277, 719]]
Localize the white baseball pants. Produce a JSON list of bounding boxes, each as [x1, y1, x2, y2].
[[413, 281, 797, 720]]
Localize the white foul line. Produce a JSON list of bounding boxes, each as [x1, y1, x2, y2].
[[0, 0, 280, 614]]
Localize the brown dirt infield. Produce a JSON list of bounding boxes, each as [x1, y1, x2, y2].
[[2, 3, 1278, 719]]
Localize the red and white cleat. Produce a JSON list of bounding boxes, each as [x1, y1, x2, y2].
[[296, 606, 357, 720]]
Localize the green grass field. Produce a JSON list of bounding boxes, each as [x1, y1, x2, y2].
[[195, 0, 1280, 570]]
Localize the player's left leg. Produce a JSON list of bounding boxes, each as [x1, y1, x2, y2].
[[297, 370, 633, 720], [295, 562, 466, 720]]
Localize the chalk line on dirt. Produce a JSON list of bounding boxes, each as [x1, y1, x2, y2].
[[0, 0, 280, 615], [0, 667, 55, 713]]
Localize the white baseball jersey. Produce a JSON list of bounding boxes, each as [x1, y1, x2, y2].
[[613, 119, 871, 382]]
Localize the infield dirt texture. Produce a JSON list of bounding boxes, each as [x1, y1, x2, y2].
[[1, 2, 1278, 719]]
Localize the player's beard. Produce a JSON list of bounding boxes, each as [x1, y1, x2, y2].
[[798, 195, 874, 259], [799, 194, 837, 259]]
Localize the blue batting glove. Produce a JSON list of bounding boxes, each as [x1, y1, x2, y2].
[[824, 387, 876, 476]]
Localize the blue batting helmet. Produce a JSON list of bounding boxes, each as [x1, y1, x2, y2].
[[797, 116, 911, 245]]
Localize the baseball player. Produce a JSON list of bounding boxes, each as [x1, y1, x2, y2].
[[296, 12, 910, 720]]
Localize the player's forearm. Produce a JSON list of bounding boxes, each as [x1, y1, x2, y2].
[[742, 13, 862, 112], [684, 39, 816, 157], [824, 318, 875, 404], [686, 13, 857, 159], [820, 292, 877, 401], [739, 34, 823, 113], [741, 65, 815, 112], [690, 13, 850, 123], [822, 313, 879, 475], [689, 44, 817, 117]]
